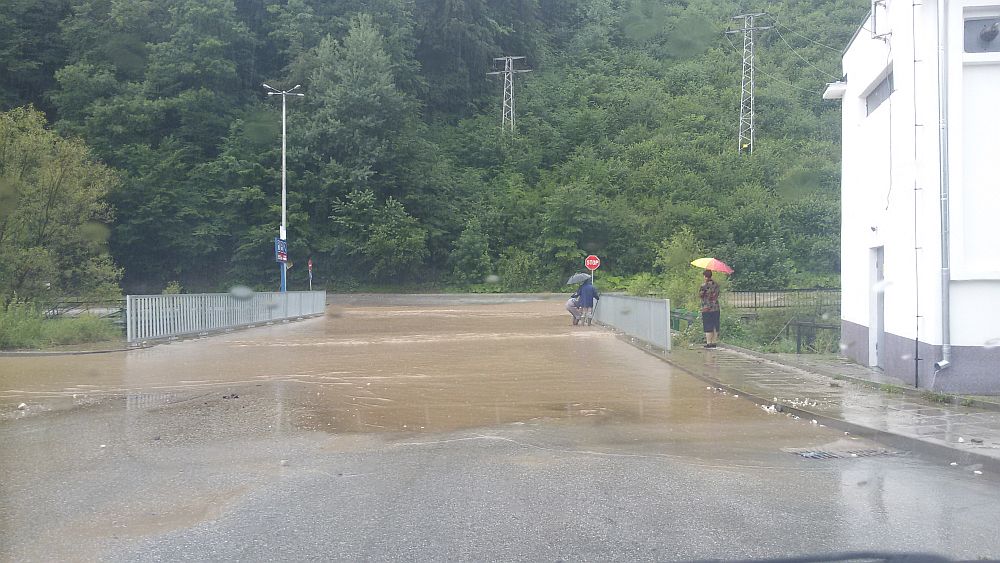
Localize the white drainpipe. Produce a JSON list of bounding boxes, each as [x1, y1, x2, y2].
[[935, 0, 952, 372]]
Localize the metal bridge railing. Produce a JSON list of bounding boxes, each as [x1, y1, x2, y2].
[[594, 295, 671, 351], [125, 291, 326, 343]]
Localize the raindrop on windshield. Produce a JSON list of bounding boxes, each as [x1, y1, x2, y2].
[[229, 285, 254, 300], [984, 338, 1000, 350], [485, 274, 500, 284], [871, 280, 893, 293], [838, 342, 849, 352]]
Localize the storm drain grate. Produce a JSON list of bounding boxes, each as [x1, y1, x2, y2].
[[785, 448, 898, 460]]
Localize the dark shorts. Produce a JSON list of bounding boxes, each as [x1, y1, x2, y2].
[[702, 310, 721, 332]]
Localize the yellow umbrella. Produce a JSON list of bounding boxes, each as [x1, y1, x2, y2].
[[691, 257, 733, 274]]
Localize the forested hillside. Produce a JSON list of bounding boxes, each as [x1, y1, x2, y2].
[[1, 0, 868, 295]]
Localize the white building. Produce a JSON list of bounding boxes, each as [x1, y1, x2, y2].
[[825, 0, 1000, 393]]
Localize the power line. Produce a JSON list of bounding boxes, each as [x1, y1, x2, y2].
[[770, 19, 843, 52], [772, 25, 841, 80], [756, 60, 826, 94]]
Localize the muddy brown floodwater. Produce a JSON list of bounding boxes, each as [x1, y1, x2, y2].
[[0, 294, 883, 458], [0, 295, 828, 448], [1, 295, 727, 434]]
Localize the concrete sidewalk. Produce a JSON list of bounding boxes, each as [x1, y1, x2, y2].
[[655, 343, 1000, 473]]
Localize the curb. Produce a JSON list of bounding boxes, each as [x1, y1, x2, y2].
[[0, 347, 131, 357], [612, 334, 1000, 475], [717, 343, 1000, 414]]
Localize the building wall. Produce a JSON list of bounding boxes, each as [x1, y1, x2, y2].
[[839, 0, 1000, 390], [840, 3, 944, 360], [951, 2, 1000, 284]]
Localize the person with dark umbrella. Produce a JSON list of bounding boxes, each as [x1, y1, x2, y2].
[[699, 269, 721, 348], [576, 277, 600, 326]]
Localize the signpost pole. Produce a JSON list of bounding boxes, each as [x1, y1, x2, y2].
[[584, 255, 601, 326], [280, 91, 287, 293], [275, 237, 289, 291], [263, 82, 303, 293]]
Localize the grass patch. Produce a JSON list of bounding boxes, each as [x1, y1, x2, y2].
[[0, 302, 121, 349], [879, 383, 904, 394], [921, 391, 954, 404]]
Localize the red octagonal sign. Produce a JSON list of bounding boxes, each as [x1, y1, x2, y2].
[[585, 255, 601, 271]]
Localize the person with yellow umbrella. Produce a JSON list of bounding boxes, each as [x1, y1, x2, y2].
[[691, 258, 733, 349]]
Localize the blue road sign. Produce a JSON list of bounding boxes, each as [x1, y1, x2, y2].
[[274, 238, 288, 263]]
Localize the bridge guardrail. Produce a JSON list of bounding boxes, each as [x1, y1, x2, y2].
[[594, 294, 671, 351], [126, 291, 326, 343]]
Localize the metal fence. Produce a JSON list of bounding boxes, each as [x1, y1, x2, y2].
[[724, 289, 840, 310], [594, 295, 671, 351], [126, 291, 326, 343]]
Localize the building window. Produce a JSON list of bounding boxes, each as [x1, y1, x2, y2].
[[965, 17, 1000, 53], [866, 73, 893, 116]]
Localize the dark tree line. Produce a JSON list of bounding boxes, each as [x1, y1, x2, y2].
[[0, 0, 866, 295]]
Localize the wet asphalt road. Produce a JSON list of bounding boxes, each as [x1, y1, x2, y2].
[[2, 295, 999, 561]]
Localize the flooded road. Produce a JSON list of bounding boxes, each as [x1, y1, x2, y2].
[[2, 295, 999, 560]]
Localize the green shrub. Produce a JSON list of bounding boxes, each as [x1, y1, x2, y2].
[[497, 248, 546, 291], [598, 275, 630, 292], [720, 307, 841, 353], [162, 281, 183, 294], [625, 273, 660, 296], [0, 301, 45, 349], [812, 327, 841, 354], [720, 314, 748, 342], [921, 391, 953, 404], [44, 315, 120, 345], [449, 218, 491, 284], [0, 299, 120, 349]]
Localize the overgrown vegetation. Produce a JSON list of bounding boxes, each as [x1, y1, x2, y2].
[[671, 304, 841, 353], [1, 0, 864, 294], [0, 300, 120, 349]]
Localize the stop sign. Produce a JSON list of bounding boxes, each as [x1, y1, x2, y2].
[[585, 255, 601, 271]]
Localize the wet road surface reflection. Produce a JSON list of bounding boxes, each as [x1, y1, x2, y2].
[[2, 295, 1000, 560]]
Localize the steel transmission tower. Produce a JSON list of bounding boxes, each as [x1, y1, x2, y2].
[[726, 14, 770, 155], [487, 56, 531, 134]]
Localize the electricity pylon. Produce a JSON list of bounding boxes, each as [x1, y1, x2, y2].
[[726, 14, 770, 155], [487, 56, 531, 135]]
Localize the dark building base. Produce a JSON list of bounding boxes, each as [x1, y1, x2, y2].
[[840, 320, 868, 367], [840, 320, 1000, 394]]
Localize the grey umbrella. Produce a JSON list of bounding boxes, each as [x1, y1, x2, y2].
[[566, 272, 591, 285]]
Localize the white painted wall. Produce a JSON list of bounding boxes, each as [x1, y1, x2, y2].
[[951, 2, 1000, 280], [839, 0, 1000, 358]]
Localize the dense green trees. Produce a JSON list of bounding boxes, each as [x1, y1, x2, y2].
[[0, 107, 121, 303], [1, 0, 865, 294]]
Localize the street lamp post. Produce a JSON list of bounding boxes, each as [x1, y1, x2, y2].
[[263, 83, 304, 292]]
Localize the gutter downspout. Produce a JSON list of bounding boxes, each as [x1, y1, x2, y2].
[[936, 0, 952, 372]]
